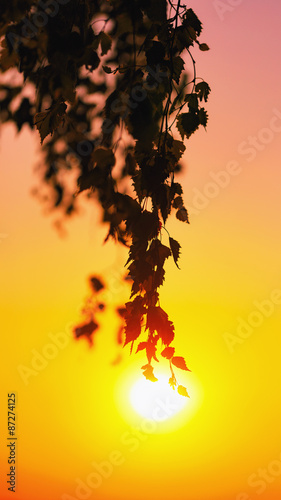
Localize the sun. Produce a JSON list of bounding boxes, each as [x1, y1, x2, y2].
[[129, 374, 187, 421], [115, 362, 203, 433]]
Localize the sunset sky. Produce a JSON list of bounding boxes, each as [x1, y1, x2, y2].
[[1, 1, 281, 500]]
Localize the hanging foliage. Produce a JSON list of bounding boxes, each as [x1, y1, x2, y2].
[[0, 0, 210, 394]]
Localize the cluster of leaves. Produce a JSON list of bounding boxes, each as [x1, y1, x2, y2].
[[73, 275, 126, 351], [0, 0, 210, 393]]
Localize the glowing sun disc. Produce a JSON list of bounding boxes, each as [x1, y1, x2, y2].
[[130, 374, 187, 421]]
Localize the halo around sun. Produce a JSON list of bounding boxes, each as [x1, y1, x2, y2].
[[115, 362, 203, 434]]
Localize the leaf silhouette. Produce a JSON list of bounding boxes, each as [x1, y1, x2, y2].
[[169, 237, 181, 269], [136, 342, 147, 353], [176, 207, 189, 223], [34, 102, 67, 144], [102, 65, 113, 74], [199, 43, 209, 51], [73, 320, 99, 346], [147, 306, 175, 346], [172, 56, 185, 84], [116, 307, 126, 318], [161, 346, 175, 359], [195, 81, 211, 102], [169, 375, 177, 389], [124, 296, 146, 346], [146, 341, 159, 363], [178, 385, 190, 397], [142, 364, 158, 382], [99, 32, 112, 56], [172, 356, 191, 371], [176, 112, 200, 140], [198, 108, 208, 128], [89, 276, 105, 292]]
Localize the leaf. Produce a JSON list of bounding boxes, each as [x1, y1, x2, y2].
[[145, 0, 166, 23], [124, 296, 146, 346], [89, 276, 105, 292], [169, 237, 181, 269], [92, 147, 115, 168], [161, 346, 175, 359], [13, 97, 33, 131], [169, 375, 177, 390], [146, 341, 159, 363], [59, 73, 76, 103], [142, 364, 158, 382], [147, 306, 175, 345], [33, 102, 67, 144], [124, 152, 137, 175], [73, 320, 99, 346], [185, 93, 199, 111], [136, 342, 147, 353], [174, 25, 194, 51], [116, 307, 126, 318], [172, 356, 191, 371], [198, 108, 208, 128], [102, 65, 113, 74], [176, 207, 189, 223], [99, 32, 112, 56], [146, 41, 165, 66], [178, 385, 190, 397], [199, 43, 210, 52], [173, 196, 183, 209], [166, 138, 186, 163], [170, 183, 183, 199], [0, 39, 19, 70], [172, 56, 185, 84], [195, 81, 211, 102], [149, 239, 171, 268], [85, 51, 100, 71], [183, 9, 202, 36], [153, 184, 170, 223], [176, 112, 200, 140], [77, 168, 104, 193]]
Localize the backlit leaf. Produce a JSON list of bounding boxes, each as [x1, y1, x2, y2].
[[178, 385, 190, 397], [169, 375, 177, 390], [124, 296, 146, 346], [172, 356, 191, 371], [142, 364, 158, 382], [136, 342, 147, 353], [161, 346, 175, 359], [147, 306, 175, 345]]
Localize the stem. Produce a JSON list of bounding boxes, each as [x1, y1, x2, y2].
[[157, 0, 181, 153]]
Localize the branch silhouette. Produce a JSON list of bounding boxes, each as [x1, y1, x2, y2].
[[0, 0, 210, 395]]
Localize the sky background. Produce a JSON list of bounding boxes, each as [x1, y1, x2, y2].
[[1, 1, 281, 499]]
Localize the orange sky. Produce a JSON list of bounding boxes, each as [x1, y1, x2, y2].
[[1, 2, 281, 499]]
